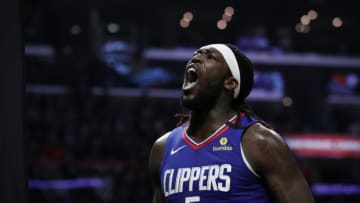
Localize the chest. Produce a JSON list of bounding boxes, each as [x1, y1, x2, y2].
[[160, 130, 257, 197]]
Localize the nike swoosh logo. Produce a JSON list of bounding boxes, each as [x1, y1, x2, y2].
[[170, 145, 187, 155]]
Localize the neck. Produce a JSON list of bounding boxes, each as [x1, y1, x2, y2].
[[187, 104, 237, 143]]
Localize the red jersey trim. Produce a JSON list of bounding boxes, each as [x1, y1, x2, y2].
[[182, 113, 244, 150]]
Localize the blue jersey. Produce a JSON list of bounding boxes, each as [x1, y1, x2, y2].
[[160, 114, 274, 203]]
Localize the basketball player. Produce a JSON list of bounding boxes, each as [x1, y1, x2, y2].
[[149, 43, 314, 203]]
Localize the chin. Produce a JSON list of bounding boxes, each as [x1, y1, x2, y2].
[[181, 95, 195, 109], [181, 93, 214, 111], [181, 94, 199, 110], [181, 80, 224, 111]]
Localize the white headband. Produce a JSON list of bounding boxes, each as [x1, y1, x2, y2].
[[200, 44, 241, 98]]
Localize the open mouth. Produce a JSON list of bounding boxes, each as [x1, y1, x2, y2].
[[183, 65, 199, 91]]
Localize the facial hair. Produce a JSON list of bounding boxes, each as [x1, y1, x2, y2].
[[181, 78, 225, 111]]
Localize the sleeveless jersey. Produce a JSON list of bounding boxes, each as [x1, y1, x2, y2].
[[160, 114, 274, 203]]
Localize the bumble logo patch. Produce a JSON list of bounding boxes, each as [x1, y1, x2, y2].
[[220, 137, 228, 145], [213, 137, 232, 151]]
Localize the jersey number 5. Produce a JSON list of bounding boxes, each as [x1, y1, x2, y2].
[[185, 196, 200, 203]]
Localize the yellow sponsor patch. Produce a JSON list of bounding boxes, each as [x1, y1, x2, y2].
[[213, 137, 232, 151], [220, 137, 228, 145]]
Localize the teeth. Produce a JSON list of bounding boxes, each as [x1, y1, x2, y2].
[[188, 67, 196, 73], [183, 81, 197, 90], [183, 66, 198, 91]]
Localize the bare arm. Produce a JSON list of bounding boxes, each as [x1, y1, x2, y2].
[[242, 123, 315, 203], [149, 132, 170, 203]]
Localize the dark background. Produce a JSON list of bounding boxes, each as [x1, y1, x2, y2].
[[19, 0, 360, 202]]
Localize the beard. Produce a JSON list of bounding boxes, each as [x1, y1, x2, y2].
[[181, 79, 224, 111]]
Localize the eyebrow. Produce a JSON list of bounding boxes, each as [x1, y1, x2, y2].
[[193, 48, 216, 56]]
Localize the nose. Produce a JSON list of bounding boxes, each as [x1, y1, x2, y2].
[[188, 51, 202, 64]]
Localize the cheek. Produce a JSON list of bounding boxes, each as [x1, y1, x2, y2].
[[204, 64, 227, 79], [203, 73, 226, 87]]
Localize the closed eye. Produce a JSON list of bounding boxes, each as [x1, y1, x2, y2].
[[193, 49, 218, 61], [205, 51, 217, 61]]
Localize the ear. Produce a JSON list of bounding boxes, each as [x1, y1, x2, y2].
[[224, 77, 238, 92]]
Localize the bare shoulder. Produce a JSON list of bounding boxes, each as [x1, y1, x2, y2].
[[149, 131, 171, 203], [151, 131, 171, 155], [243, 122, 287, 150], [241, 122, 291, 174], [242, 122, 315, 202], [149, 131, 172, 177]]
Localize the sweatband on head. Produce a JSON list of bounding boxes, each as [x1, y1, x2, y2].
[[200, 44, 241, 99]]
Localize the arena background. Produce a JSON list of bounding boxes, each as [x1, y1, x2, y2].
[[21, 0, 360, 202]]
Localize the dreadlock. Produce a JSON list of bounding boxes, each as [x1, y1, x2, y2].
[[174, 113, 190, 127], [175, 43, 271, 129], [225, 44, 272, 129]]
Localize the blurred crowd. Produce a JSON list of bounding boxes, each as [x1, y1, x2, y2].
[[27, 91, 182, 202], [26, 93, 360, 203], [26, 56, 360, 203]]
